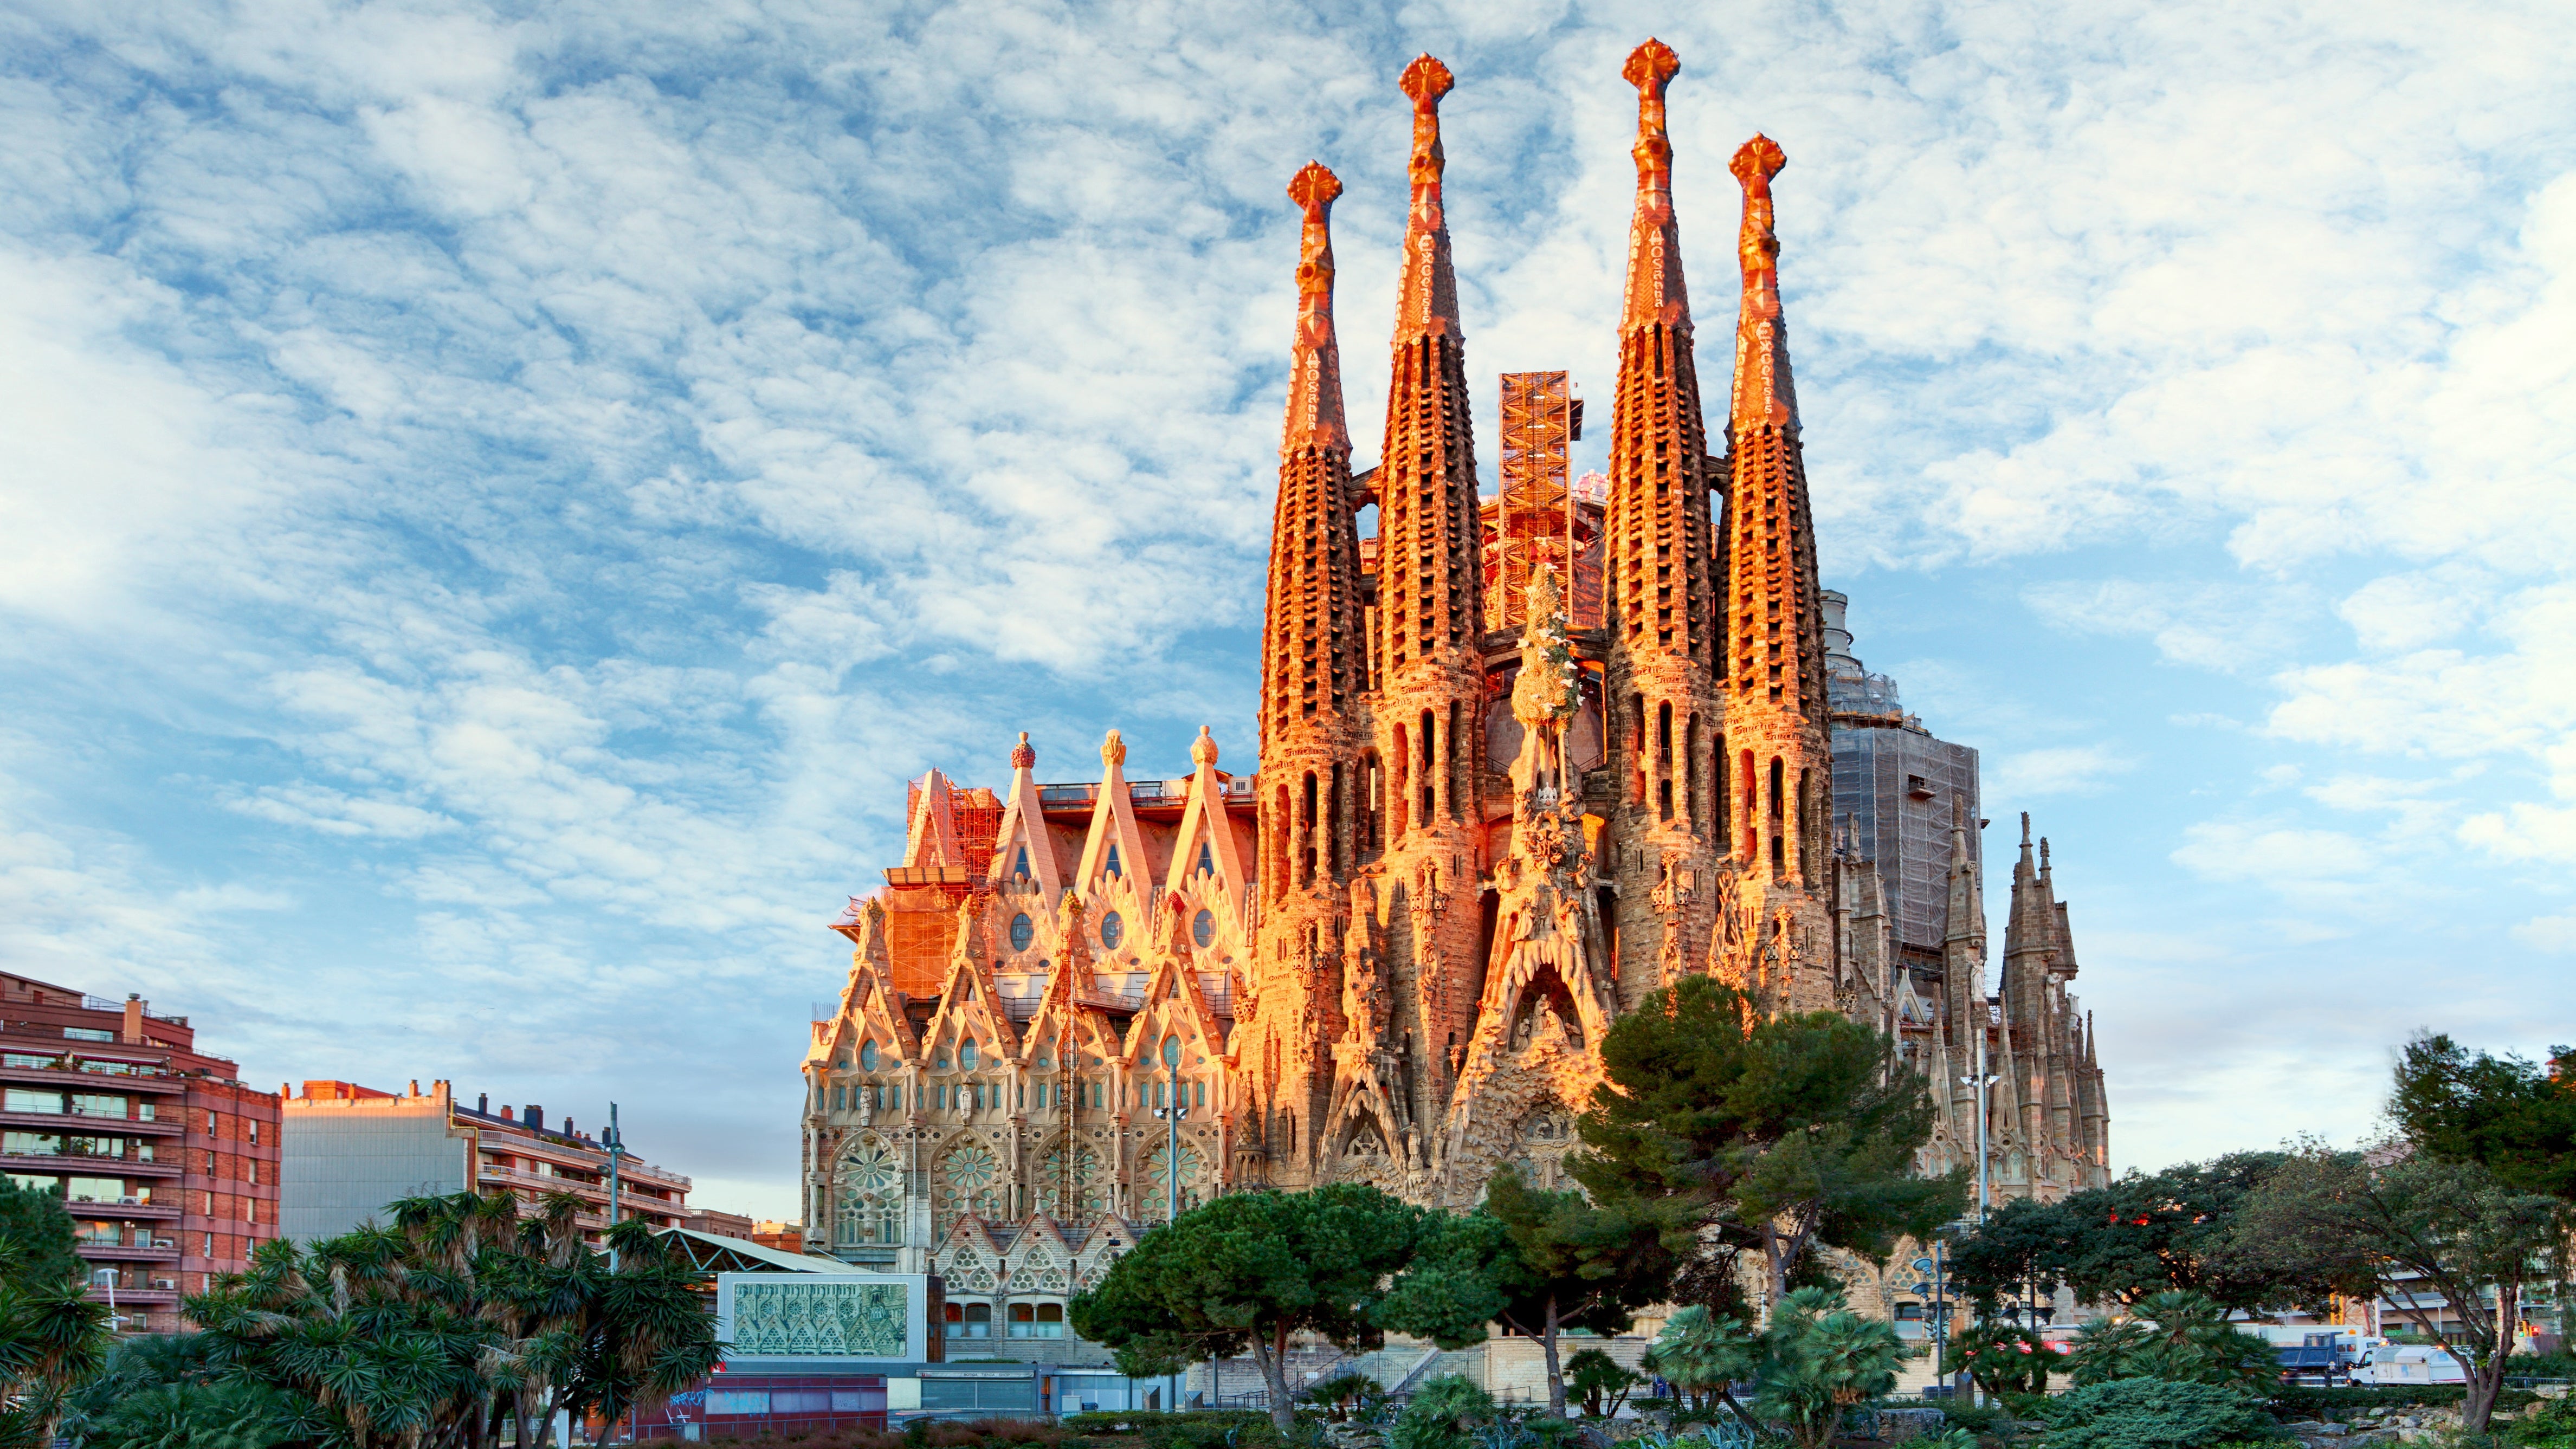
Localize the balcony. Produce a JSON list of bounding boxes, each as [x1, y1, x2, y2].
[[1, 1147, 179, 1176], [78, 1240, 182, 1262], [0, 1107, 182, 1136], [64, 1196, 178, 1219]]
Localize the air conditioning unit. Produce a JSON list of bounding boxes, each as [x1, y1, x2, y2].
[[118, 1195, 141, 1205]]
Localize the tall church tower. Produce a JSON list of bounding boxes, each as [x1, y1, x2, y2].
[[1599, 38, 1727, 1007], [1245, 160, 1368, 1183], [1714, 134, 1837, 1011], [1367, 55, 1489, 1131]]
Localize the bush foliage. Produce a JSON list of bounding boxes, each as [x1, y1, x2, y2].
[[2039, 1378, 2282, 1449]]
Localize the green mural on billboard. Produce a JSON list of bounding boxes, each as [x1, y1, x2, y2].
[[729, 1280, 911, 1357]]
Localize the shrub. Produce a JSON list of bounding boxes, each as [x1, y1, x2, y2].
[[1935, 1400, 2011, 1437], [1304, 1372, 1381, 1422], [2039, 1378, 2281, 1449], [1389, 1377, 1496, 1449], [2503, 1393, 2576, 1449]]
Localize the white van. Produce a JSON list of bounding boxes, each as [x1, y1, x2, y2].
[[2352, 1344, 2467, 1386]]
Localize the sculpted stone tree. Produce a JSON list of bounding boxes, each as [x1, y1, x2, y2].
[[1571, 975, 1963, 1308]]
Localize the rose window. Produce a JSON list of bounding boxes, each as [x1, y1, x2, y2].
[[835, 1137, 902, 1246], [933, 1141, 1007, 1235], [1141, 1141, 1206, 1221]]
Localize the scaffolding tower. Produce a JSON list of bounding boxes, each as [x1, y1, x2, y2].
[[1486, 371, 1583, 632]]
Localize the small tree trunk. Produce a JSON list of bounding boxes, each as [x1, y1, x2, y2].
[[1253, 1323, 1296, 1433], [1542, 1297, 1566, 1418]]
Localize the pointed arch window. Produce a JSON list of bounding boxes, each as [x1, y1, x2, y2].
[[1014, 846, 1031, 878], [1196, 842, 1215, 876], [1105, 844, 1123, 878]]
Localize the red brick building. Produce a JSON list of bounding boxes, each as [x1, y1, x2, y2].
[[0, 972, 279, 1331]]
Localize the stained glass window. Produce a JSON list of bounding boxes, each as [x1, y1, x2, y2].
[[1192, 909, 1215, 948], [960, 1040, 978, 1071], [859, 1040, 878, 1071], [1035, 1142, 1105, 1225], [933, 1141, 1006, 1235], [835, 1137, 902, 1246], [1100, 912, 1124, 949], [1009, 914, 1035, 951]]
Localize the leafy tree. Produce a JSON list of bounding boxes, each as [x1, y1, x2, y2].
[[2236, 1147, 2571, 1432], [1069, 1185, 1485, 1431], [1561, 1349, 1640, 1420], [1639, 1305, 1759, 1411], [2059, 1292, 2276, 1390], [1949, 1153, 2341, 1316], [2037, 1378, 2278, 1449], [1952, 1319, 2054, 1396], [1570, 976, 1964, 1305], [2393, 1034, 2576, 1200], [0, 1180, 86, 1289], [1749, 1287, 1905, 1449], [0, 1228, 114, 1449], [1465, 1166, 1690, 1417]]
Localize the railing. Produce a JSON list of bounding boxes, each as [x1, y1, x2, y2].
[[79, 998, 185, 1025]]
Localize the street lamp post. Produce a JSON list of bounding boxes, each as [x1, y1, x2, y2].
[[605, 1102, 626, 1271], [1960, 1027, 2001, 1408], [1152, 1033, 1187, 1410]]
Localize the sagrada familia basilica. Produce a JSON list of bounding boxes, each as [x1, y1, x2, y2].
[[800, 42, 2112, 1342]]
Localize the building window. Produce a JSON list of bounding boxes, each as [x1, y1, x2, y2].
[[860, 1040, 879, 1071], [831, 1085, 845, 1111], [1009, 1302, 1066, 1338], [1100, 911, 1124, 949], [2, 1089, 59, 1115], [1090, 1083, 1103, 1109], [62, 1028, 115, 1043], [944, 1302, 993, 1339], [202, 1233, 212, 1258], [248, 1121, 259, 1146], [1195, 1082, 1206, 1108], [959, 1040, 978, 1072], [1192, 909, 1215, 948], [1103, 844, 1122, 878], [1009, 914, 1035, 951]]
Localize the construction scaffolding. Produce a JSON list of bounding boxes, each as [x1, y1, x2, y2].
[[1483, 372, 1583, 632]]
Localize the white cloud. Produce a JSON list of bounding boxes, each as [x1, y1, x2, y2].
[[1988, 745, 2137, 800], [0, 0, 2571, 1204]]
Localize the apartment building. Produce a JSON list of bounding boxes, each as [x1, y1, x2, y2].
[[0, 972, 280, 1332], [283, 1080, 689, 1243]]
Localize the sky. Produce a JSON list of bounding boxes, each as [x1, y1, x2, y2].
[[2, 0, 2571, 1222]]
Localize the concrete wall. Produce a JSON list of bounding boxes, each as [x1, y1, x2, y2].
[[280, 1084, 470, 1242]]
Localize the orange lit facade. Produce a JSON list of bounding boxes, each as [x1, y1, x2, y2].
[[800, 44, 2113, 1347]]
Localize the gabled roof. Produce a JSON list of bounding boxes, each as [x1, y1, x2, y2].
[[653, 1227, 867, 1275]]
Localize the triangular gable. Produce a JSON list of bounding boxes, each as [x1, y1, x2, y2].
[[903, 768, 964, 868], [922, 940, 1021, 1063], [987, 733, 1067, 896], [1019, 950, 1123, 1086], [1117, 954, 1228, 1077], [1074, 730, 1155, 898], [812, 901, 921, 1068], [1160, 728, 1250, 895]]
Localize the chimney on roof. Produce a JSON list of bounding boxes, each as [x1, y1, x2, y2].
[[122, 995, 144, 1045], [564, 1118, 574, 1137], [477, 1093, 488, 1114], [500, 1105, 514, 1121], [526, 1105, 544, 1133]]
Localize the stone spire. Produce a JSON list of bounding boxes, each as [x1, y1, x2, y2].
[[1940, 793, 1986, 1035], [1393, 55, 1463, 343], [1601, 38, 1725, 1004], [1259, 161, 1368, 909], [1728, 134, 1798, 429], [1282, 162, 1351, 453], [2000, 812, 2057, 1025], [1716, 130, 1834, 1008], [1373, 53, 1484, 840]]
